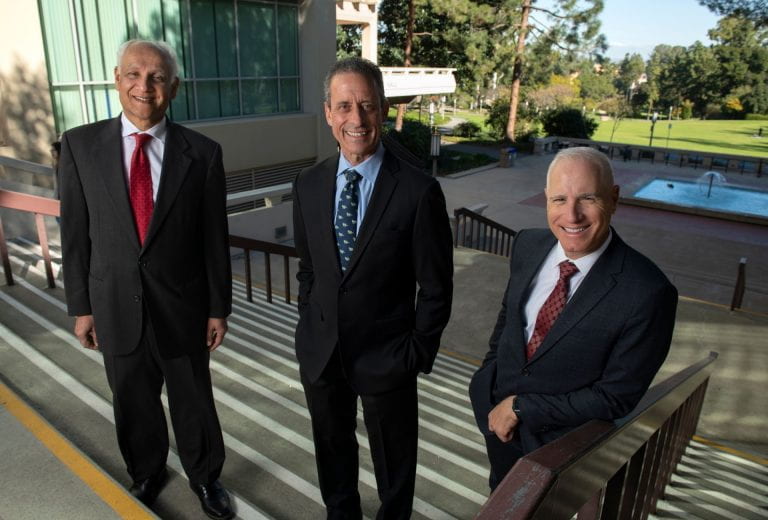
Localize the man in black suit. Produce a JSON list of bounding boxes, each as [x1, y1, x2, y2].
[[469, 147, 678, 491], [292, 57, 453, 519], [59, 39, 234, 520]]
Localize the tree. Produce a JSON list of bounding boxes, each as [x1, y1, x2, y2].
[[505, 0, 606, 140], [542, 107, 597, 138], [577, 65, 617, 108], [378, 0, 607, 139], [615, 53, 646, 101], [394, 0, 416, 132], [699, 0, 768, 26], [336, 25, 361, 60]]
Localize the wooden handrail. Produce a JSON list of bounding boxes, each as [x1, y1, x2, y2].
[[454, 207, 517, 257], [476, 352, 719, 519]]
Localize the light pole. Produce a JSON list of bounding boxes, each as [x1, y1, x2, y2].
[[648, 111, 659, 147], [666, 107, 673, 150]]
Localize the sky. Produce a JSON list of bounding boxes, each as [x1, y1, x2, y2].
[[533, 0, 722, 61]]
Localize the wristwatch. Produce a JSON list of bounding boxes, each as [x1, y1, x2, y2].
[[512, 396, 522, 419]]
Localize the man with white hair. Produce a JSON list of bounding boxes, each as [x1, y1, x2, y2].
[[59, 39, 234, 519], [469, 147, 678, 491]]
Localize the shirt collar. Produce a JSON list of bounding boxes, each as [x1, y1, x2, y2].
[[336, 142, 385, 183], [554, 229, 613, 272], [120, 113, 168, 144]]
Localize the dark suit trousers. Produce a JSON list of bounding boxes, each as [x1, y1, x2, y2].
[[301, 350, 418, 520], [102, 315, 225, 486], [484, 434, 524, 491]]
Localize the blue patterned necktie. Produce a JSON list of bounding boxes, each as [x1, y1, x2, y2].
[[335, 169, 361, 272]]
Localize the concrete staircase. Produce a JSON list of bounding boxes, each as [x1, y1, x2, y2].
[[1, 238, 766, 519]]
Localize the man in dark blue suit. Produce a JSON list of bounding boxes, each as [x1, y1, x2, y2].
[[469, 147, 678, 491], [292, 58, 453, 519]]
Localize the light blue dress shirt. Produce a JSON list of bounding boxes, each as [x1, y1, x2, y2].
[[334, 143, 385, 234]]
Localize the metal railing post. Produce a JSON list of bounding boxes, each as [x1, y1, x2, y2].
[[730, 257, 747, 311]]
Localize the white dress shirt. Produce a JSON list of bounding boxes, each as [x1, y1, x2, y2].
[[120, 113, 167, 202], [522, 231, 613, 343]]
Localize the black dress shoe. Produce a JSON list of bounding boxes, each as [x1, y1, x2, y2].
[[129, 467, 168, 505], [191, 480, 235, 520]]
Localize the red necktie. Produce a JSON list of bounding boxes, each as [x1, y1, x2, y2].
[[526, 260, 579, 360], [129, 133, 154, 245]]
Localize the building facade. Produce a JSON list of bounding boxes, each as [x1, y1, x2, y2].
[[0, 0, 337, 195]]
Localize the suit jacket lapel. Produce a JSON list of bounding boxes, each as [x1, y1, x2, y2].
[[320, 157, 342, 276], [529, 231, 625, 362], [343, 151, 398, 278], [94, 117, 140, 252], [142, 121, 191, 250]]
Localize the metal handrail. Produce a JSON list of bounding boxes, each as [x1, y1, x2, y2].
[[0, 189, 60, 288], [731, 257, 747, 311], [476, 352, 719, 519], [0, 186, 298, 305], [229, 235, 297, 305], [454, 207, 517, 257], [540, 137, 765, 176]]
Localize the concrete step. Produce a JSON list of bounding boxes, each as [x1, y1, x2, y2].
[[3, 239, 767, 519], [0, 239, 487, 519]]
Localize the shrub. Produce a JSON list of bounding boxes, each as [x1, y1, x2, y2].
[[680, 100, 694, 120], [485, 98, 511, 140], [384, 119, 431, 159], [453, 121, 481, 138], [542, 108, 598, 139]]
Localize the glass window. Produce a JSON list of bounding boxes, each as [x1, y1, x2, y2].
[[39, 0, 301, 134]]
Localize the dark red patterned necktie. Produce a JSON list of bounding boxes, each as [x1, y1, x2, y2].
[[526, 260, 579, 360], [129, 133, 154, 245]]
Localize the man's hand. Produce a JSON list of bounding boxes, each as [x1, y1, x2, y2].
[[206, 318, 228, 351], [488, 395, 520, 443], [74, 315, 99, 350]]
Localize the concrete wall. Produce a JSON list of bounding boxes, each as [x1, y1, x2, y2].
[[0, 0, 57, 167]]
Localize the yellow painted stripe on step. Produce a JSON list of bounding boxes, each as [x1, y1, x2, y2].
[[693, 435, 768, 466], [0, 382, 154, 519]]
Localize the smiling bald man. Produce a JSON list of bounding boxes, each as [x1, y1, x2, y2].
[[469, 146, 678, 492]]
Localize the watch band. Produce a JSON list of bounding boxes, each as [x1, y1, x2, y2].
[[512, 396, 522, 419]]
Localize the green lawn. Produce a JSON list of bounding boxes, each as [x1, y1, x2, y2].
[[593, 118, 768, 158]]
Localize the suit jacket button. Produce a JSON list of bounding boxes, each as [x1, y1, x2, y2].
[[522, 368, 530, 376], [340, 288, 348, 295], [133, 295, 141, 302]]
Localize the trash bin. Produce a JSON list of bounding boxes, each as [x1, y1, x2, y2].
[[499, 147, 509, 167], [499, 147, 516, 167]]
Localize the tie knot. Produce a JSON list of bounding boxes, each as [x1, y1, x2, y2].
[[344, 169, 360, 184], [133, 132, 153, 148], [558, 260, 579, 279]]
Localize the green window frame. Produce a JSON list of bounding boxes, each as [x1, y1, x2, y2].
[[38, 0, 301, 134]]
